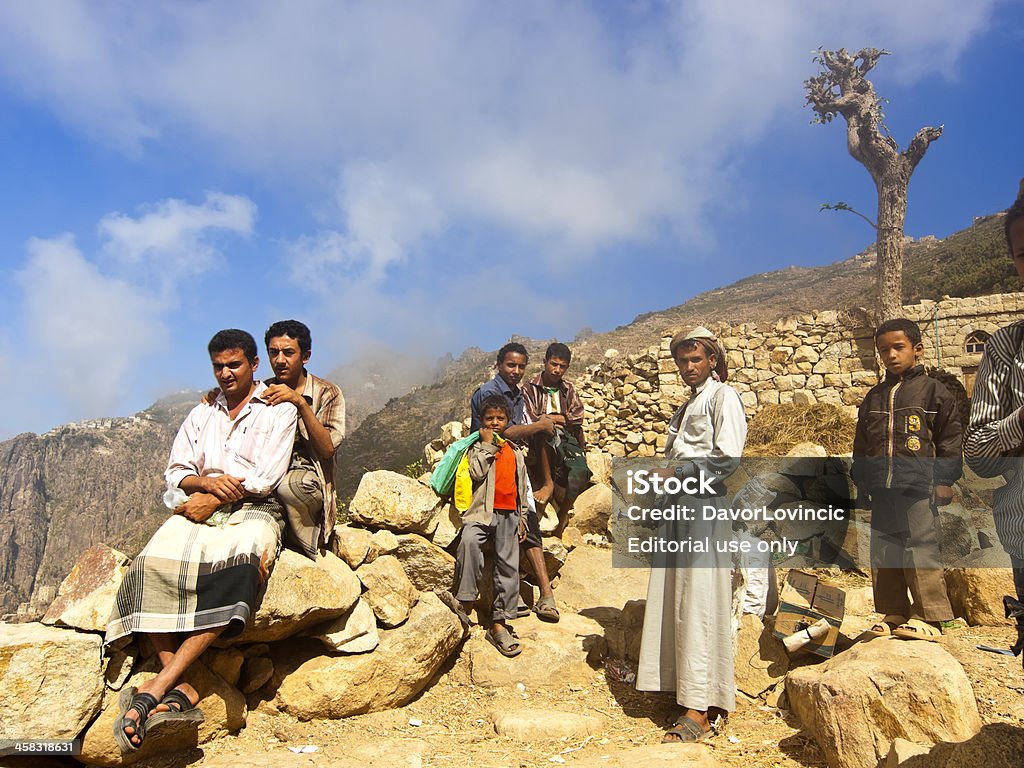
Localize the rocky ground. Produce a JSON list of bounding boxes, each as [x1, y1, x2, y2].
[[20, 558, 1019, 768]]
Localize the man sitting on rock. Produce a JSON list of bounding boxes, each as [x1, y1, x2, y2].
[[260, 320, 346, 558], [470, 342, 560, 622], [106, 329, 298, 754], [521, 341, 589, 527]]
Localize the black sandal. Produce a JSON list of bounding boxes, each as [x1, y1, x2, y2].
[[147, 688, 205, 732], [113, 687, 159, 754]]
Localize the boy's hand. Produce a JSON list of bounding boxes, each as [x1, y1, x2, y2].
[[933, 485, 954, 507], [479, 427, 493, 445], [519, 517, 528, 542], [201, 388, 219, 406]]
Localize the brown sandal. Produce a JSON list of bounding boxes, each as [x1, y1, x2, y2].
[[893, 619, 943, 642], [867, 614, 906, 637]]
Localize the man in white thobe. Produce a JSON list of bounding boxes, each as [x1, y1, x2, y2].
[[636, 327, 747, 742]]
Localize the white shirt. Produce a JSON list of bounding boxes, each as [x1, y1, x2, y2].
[[165, 382, 298, 498], [664, 377, 747, 477]]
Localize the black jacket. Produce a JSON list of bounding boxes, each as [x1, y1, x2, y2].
[[852, 365, 963, 495]]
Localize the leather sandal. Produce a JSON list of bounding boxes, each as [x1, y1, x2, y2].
[[486, 627, 522, 657], [893, 618, 943, 642], [113, 687, 159, 754], [532, 595, 560, 623], [662, 716, 710, 743], [866, 614, 906, 637], [147, 688, 205, 732]]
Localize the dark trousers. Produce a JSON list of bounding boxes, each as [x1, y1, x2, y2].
[[870, 488, 953, 622]]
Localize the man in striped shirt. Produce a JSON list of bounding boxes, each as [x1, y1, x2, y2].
[[964, 182, 1024, 664]]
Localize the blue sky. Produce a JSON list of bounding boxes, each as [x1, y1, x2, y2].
[[0, 1, 1021, 440]]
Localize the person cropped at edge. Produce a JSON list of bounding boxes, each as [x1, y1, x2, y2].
[[964, 179, 1024, 666]]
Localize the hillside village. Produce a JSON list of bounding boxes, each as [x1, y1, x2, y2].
[[1, 213, 1023, 767]]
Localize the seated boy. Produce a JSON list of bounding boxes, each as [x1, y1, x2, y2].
[[852, 318, 962, 640], [454, 395, 529, 657], [522, 342, 589, 522]]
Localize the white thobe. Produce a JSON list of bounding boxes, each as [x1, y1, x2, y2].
[[635, 377, 747, 712]]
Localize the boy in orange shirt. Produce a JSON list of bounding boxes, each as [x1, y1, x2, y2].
[[454, 395, 530, 656]]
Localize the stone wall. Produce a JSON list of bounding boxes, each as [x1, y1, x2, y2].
[[577, 292, 1024, 459]]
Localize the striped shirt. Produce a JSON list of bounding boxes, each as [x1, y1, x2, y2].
[[964, 320, 1024, 558]]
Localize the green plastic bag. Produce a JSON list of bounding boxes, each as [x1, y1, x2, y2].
[[429, 431, 480, 497]]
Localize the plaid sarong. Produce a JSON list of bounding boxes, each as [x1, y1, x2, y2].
[[105, 499, 285, 647]]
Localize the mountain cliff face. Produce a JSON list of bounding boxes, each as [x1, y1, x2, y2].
[[0, 396, 196, 615]]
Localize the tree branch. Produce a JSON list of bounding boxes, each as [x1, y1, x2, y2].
[[820, 202, 878, 230], [902, 124, 944, 169]]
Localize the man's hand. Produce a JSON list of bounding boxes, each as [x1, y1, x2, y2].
[[519, 518, 528, 542], [547, 414, 567, 427], [534, 414, 557, 436], [201, 388, 219, 406], [262, 383, 303, 407], [200, 475, 246, 502], [174, 493, 221, 523], [933, 485, 955, 507], [480, 427, 494, 445]]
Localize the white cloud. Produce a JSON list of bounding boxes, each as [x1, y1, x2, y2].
[[17, 234, 167, 415], [0, 1, 996, 260], [11, 193, 257, 425], [98, 192, 256, 288]]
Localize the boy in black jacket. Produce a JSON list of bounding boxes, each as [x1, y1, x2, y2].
[[853, 318, 962, 641]]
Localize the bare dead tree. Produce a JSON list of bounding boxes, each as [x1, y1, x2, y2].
[[805, 48, 943, 320]]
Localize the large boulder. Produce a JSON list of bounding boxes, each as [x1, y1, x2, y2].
[[79, 658, 245, 766], [231, 550, 361, 644], [569, 483, 613, 534], [394, 533, 457, 593], [310, 598, 380, 654], [556, 544, 650, 613], [786, 637, 981, 768], [349, 470, 442, 534], [465, 612, 604, 689], [357, 555, 420, 627], [271, 592, 462, 719], [0, 623, 104, 740], [944, 548, 1016, 626], [41, 544, 129, 632]]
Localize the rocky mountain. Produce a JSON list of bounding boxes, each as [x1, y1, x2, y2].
[[0, 393, 198, 615], [0, 213, 1015, 614]]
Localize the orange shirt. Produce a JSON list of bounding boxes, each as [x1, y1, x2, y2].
[[492, 442, 518, 511]]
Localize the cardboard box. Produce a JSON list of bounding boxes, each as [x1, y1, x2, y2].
[[772, 570, 846, 658]]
